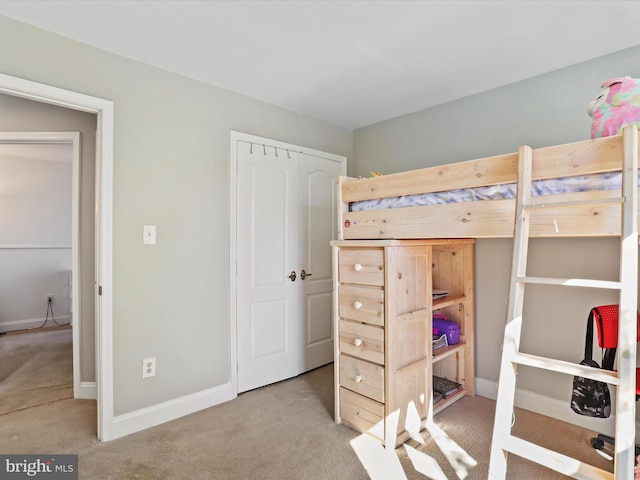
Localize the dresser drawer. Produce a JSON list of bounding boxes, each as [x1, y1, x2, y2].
[[338, 285, 384, 326], [339, 319, 384, 365], [339, 354, 384, 403], [340, 387, 384, 440], [338, 248, 384, 286]]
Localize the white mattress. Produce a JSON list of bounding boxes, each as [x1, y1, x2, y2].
[[350, 172, 630, 212]]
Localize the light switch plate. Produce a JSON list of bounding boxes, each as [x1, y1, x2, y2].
[[143, 225, 156, 245]]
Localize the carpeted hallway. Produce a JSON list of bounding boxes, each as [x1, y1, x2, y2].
[[0, 328, 615, 479]]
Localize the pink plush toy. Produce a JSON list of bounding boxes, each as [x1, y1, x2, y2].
[[588, 77, 640, 138]]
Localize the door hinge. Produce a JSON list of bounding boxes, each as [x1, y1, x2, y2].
[[98, 285, 102, 296]]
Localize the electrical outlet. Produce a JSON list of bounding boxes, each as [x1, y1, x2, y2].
[[46, 294, 54, 303], [142, 357, 156, 378]]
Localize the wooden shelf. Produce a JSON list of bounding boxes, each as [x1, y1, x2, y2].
[[432, 293, 466, 310], [432, 342, 465, 363], [433, 387, 467, 414]]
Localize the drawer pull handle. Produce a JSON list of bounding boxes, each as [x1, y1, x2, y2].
[[354, 374, 363, 383], [354, 263, 363, 271], [353, 301, 362, 309], [353, 338, 363, 347]]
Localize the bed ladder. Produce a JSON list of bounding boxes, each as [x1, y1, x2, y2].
[[488, 125, 638, 480]]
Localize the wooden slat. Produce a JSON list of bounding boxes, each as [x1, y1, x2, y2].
[[502, 435, 613, 480], [341, 152, 518, 203], [341, 196, 637, 239], [531, 134, 623, 180], [517, 276, 621, 290], [331, 238, 475, 247], [512, 352, 621, 385], [526, 195, 623, 209]]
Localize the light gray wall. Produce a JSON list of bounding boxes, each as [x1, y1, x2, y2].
[[0, 95, 97, 382], [354, 46, 640, 409], [0, 144, 72, 331], [0, 144, 72, 244], [0, 16, 353, 416]]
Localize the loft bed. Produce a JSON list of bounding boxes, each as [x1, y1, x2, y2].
[[334, 125, 639, 477], [337, 128, 639, 240]]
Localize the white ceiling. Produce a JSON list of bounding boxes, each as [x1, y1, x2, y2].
[[2, 1, 640, 130]]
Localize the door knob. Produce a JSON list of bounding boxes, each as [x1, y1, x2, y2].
[[288, 271, 296, 281], [301, 269, 312, 280]]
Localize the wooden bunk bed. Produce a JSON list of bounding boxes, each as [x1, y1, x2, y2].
[[337, 130, 638, 241], [332, 126, 638, 479]]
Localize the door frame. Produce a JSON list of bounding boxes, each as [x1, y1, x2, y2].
[[229, 131, 346, 393], [0, 73, 114, 441], [0, 131, 85, 398]]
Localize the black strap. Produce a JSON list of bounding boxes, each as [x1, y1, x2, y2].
[[584, 309, 595, 360]]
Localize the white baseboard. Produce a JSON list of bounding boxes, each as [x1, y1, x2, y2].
[[108, 381, 237, 441], [0, 315, 72, 333], [475, 377, 639, 442], [75, 381, 96, 400]]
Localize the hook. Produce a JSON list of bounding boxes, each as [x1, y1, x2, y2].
[[250, 143, 253, 154], [286, 149, 291, 159], [263, 144, 266, 155], [274, 147, 278, 157]]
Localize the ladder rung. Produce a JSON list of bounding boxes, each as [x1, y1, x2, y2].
[[524, 196, 624, 209], [516, 276, 621, 290], [500, 435, 613, 479], [511, 352, 621, 385]]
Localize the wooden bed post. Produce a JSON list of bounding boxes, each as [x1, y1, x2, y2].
[[336, 176, 348, 241], [613, 125, 638, 478]]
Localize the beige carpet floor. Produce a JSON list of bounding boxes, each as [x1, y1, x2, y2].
[[0, 328, 617, 479], [0, 327, 73, 415]]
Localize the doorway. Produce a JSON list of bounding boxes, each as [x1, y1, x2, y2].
[[0, 73, 114, 441], [0, 132, 82, 397]]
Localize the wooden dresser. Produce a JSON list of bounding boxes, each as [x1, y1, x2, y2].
[[331, 239, 475, 445]]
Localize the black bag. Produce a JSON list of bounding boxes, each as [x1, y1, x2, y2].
[[570, 309, 612, 418]]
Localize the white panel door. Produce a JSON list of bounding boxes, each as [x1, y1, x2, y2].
[[299, 153, 343, 371], [237, 141, 303, 392], [236, 137, 345, 393]]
